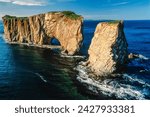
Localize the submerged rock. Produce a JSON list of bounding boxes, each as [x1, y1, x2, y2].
[[2, 11, 83, 55], [128, 53, 149, 60], [128, 53, 140, 59], [87, 21, 128, 77]]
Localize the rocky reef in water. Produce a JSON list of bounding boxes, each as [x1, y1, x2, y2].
[[80, 21, 128, 78], [2, 11, 83, 55]]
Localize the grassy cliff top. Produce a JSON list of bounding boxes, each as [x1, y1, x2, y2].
[[61, 11, 82, 20], [48, 11, 82, 20], [3, 15, 28, 20], [107, 20, 122, 24], [3, 11, 82, 20]]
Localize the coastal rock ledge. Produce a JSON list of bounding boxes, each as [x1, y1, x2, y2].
[[86, 21, 128, 76], [2, 11, 83, 55]]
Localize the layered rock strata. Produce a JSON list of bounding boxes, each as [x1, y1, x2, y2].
[[87, 21, 128, 76], [2, 11, 83, 55]]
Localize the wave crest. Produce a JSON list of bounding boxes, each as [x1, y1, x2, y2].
[[75, 63, 149, 100]]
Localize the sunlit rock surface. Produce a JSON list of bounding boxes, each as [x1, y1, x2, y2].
[[87, 21, 128, 76], [2, 11, 83, 55]]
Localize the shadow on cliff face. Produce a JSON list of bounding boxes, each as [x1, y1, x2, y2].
[[80, 20, 102, 56]]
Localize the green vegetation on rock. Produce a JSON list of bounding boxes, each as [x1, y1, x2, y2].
[[48, 11, 82, 20], [3, 15, 28, 20], [62, 11, 82, 20], [3, 11, 82, 20], [107, 20, 121, 24]]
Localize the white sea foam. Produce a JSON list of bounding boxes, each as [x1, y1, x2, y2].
[[75, 64, 147, 100], [122, 74, 150, 88], [138, 54, 149, 60], [61, 54, 86, 59], [140, 69, 149, 73], [35, 73, 47, 83]]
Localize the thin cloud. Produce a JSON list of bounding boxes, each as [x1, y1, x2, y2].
[[112, 2, 129, 6], [0, 0, 75, 6], [12, 1, 45, 6], [0, 0, 46, 6], [0, 0, 12, 2]]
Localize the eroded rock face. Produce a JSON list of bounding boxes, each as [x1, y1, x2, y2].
[[2, 12, 83, 55], [87, 21, 128, 76]]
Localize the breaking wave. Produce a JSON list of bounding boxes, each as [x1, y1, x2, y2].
[[138, 54, 149, 60], [60, 54, 86, 59], [75, 57, 150, 99]]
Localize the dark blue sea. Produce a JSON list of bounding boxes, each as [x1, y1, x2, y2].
[[0, 20, 149, 100]]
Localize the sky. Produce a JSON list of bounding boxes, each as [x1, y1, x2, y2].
[[0, 0, 150, 20]]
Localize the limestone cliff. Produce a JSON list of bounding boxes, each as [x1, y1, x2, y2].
[[2, 11, 83, 55], [87, 21, 128, 76]]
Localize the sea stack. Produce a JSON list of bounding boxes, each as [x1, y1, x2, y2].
[[2, 11, 83, 55], [87, 21, 128, 76]]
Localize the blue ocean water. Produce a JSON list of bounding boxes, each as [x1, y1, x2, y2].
[[0, 20, 149, 99]]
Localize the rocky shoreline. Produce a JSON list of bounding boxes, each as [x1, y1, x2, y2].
[[5, 41, 62, 49], [2, 11, 128, 78]]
